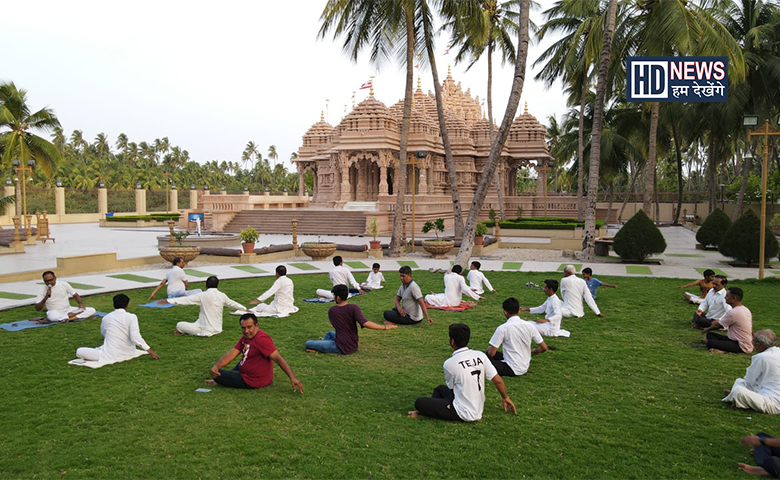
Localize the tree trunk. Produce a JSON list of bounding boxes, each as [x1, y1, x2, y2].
[[453, 0, 530, 268], [618, 165, 640, 223], [653, 167, 659, 224], [486, 37, 506, 222], [577, 80, 587, 221], [423, 15, 464, 238], [605, 182, 614, 225], [671, 119, 683, 225], [734, 145, 750, 221], [642, 101, 659, 214], [707, 134, 717, 214], [581, 0, 618, 262], [388, 8, 414, 255]]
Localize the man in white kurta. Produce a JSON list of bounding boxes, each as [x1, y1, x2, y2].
[[521, 279, 564, 336], [692, 275, 731, 329], [467, 261, 495, 295], [425, 265, 481, 307], [148, 257, 202, 300], [76, 294, 159, 364], [35, 271, 96, 322], [316, 256, 365, 299], [165, 276, 246, 336], [560, 265, 603, 318], [248, 266, 298, 318], [723, 330, 780, 414]]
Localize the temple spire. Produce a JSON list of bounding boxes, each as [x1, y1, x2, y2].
[[524, 101, 528, 114], [417, 76, 421, 90], [320, 110, 324, 121]]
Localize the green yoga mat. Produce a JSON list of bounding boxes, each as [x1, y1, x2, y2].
[[558, 263, 582, 272], [288, 263, 319, 271], [626, 265, 652, 275], [396, 261, 419, 268], [345, 261, 369, 269], [231, 266, 268, 274], [696, 267, 727, 277], [502, 262, 523, 270], [108, 274, 161, 283], [0, 291, 35, 300], [183, 268, 212, 278], [37, 281, 101, 290]]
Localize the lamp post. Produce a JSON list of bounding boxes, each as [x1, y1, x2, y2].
[[12, 159, 36, 238], [744, 115, 780, 279], [539, 160, 554, 218], [407, 150, 427, 252]]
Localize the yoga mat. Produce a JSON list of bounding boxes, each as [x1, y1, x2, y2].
[[0, 311, 107, 332], [626, 265, 652, 275], [424, 301, 477, 312], [396, 261, 419, 268], [303, 297, 334, 303], [184, 268, 212, 278], [232, 265, 268, 274], [345, 261, 369, 269], [68, 350, 148, 369], [502, 262, 523, 270], [0, 291, 35, 300], [288, 263, 319, 271], [139, 301, 177, 309], [696, 267, 727, 277], [37, 281, 101, 290], [109, 274, 161, 283], [558, 264, 582, 272]]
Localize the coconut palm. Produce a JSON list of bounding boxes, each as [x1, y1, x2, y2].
[[242, 141, 259, 170], [320, 0, 421, 255], [268, 144, 278, 168], [0, 82, 62, 177], [116, 133, 129, 158]]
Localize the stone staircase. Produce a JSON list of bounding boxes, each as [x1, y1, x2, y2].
[[222, 209, 369, 235]]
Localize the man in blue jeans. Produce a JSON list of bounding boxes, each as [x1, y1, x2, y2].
[[305, 284, 396, 354], [739, 431, 780, 477]]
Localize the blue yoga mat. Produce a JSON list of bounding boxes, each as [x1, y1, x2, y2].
[[139, 301, 177, 309], [0, 312, 107, 332]]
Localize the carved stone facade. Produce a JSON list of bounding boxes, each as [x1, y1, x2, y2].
[[295, 72, 554, 212]]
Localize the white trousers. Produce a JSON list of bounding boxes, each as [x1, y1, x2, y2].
[[723, 379, 780, 414], [47, 306, 96, 322], [560, 306, 582, 318], [176, 321, 203, 336], [534, 322, 559, 337], [76, 347, 101, 361], [424, 293, 451, 307], [316, 289, 335, 300], [685, 292, 704, 304]]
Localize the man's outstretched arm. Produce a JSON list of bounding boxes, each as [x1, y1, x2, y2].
[[210, 348, 240, 379], [490, 375, 516, 414], [269, 350, 304, 394]]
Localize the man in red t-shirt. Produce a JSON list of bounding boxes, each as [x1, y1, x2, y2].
[[205, 313, 304, 392]]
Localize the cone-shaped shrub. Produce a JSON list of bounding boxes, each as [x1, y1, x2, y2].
[[613, 210, 667, 262], [696, 208, 732, 248], [719, 209, 780, 266]]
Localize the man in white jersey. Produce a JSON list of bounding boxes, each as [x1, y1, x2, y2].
[[425, 265, 481, 307], [148, 257, 202, 300], [247, 265, 298, 318], [161, 276, 247, 336], [559, 264, 604, 318], [408, 323, 516, 422], [487, 297, 548, 377], [35, 271, 96, 322], [520, 279, 563, 337], [315, 256, 364, 299]]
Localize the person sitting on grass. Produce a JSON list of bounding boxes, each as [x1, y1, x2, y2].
[[383, 266, 433, 326], [408, 323, 516, 422], [691, 275, 730, 329], [560, 265, 604, 318], [738, 429, 780, 477], [723, 329, 780, 414], [520, 279, 563, 337], [205, 313, 304, 392], [679, 269, 715, 304], [360, 263, 385, 290], [315, 256, 365, 299], [467, 261, 496, 295], [35, 271, 96, 322], [305, 284, 396, 354], [161, 276, 247, 337], [76, 293, 159, 363], [581, 267, 617, 300], [247, 265, 298, 318], [425, 265, 482, 308], [700, 287, 753, 354], [148, 257, 202, 300], [487, 297, 547, 377]]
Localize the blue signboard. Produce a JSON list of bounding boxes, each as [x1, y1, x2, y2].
[[627, 56, 727, 103], [188, 212, 204, 223]]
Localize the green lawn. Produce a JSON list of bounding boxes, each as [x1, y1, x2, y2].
[[1, 272, 778, 479]]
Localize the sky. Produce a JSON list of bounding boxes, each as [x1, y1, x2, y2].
[[2, 1, 569, 171]]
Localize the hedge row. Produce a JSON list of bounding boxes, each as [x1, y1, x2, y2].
[[482, 219, 604, 230], [105, 213, 181, 222]]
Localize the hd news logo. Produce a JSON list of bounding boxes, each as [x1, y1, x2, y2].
[[627, 56, 728, 103]]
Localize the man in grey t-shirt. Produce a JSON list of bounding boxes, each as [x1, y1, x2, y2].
[[383, 266, 433, 326]]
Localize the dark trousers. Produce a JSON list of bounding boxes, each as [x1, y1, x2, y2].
[[214, 364, 253, 389], [692, 312, 712, 328], [487, 350, 517, 377], [414, 385, 462, 422], [706, 332, 744, 353], [383, 307, 420, 325], [755, 433, 780, 477]]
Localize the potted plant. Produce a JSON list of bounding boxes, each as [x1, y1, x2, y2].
[[159, 228, 200, 263], [474, 222, 488, 246], [771, 213, 780, 236], [239, 226, 260, 254], [301, 235, 338, 261], [367, 216, 381, 250], [421, 218, 454, 259]]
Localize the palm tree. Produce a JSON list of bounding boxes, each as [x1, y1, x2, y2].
[[454, 0, 531, 267], [268, 144, 278, 168], [0, 82, 62, 177], [320, 0, 420, 255], [116, 133, 129, 158], [242, 141, 259, 170]]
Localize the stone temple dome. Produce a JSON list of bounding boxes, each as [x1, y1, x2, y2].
[[508, 103, 550, 155], [301, 112, 334, 149], [335, 95, 397, 135]]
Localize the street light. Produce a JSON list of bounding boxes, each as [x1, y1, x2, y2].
[[12, 158, 36, 240], [408, 150, 427, 252]]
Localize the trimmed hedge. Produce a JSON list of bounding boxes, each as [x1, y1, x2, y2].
[[613, 210, 666, 262], [695, 208, 731, 248], [485, 218, 604, 230], [105, 213, 181, 222], [719, 209, 780, 266]]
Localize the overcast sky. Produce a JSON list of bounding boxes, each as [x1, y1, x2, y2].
[[2, 1, 569, 170]]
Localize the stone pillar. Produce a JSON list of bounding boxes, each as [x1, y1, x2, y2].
[[418, 168, 428, 195], [341, 165, 351, 202], [170, 187, 178, 211], [135, 187, 147, 214], [55, 186, 66, 217], [190, 188, 198, 210], [356, 162, 367, 201], [98, 186, 108, 216], [3, 184, 14, 218], [535, 165, 545, 194], [220, 187, 227, 195], [291, 218, 299, 256], [379, 166, 388, 195], [298, 167, 305, 196]]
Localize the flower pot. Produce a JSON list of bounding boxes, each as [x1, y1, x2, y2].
[[422, 239, 454, 259], [474, 235, 484, 246], [301, 242, 337, 261], [158, 246, 200, 264], [241, 242, 255, 254], [369, 240, 381, 250]]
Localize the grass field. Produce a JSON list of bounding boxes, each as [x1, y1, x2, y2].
[[1, 271, 779, 479]]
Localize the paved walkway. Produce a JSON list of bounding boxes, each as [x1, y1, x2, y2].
[[0, 223, 775, 311]]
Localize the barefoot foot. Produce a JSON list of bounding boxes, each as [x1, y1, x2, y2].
[[724, 389, 731, 396], [174, 331, 184, 336], [204, 379, 217, 386], [305, 349, 318, 353], [738, 463, 770, 476], [709, 348, 726, 354], [408, 411, 420, 418]]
